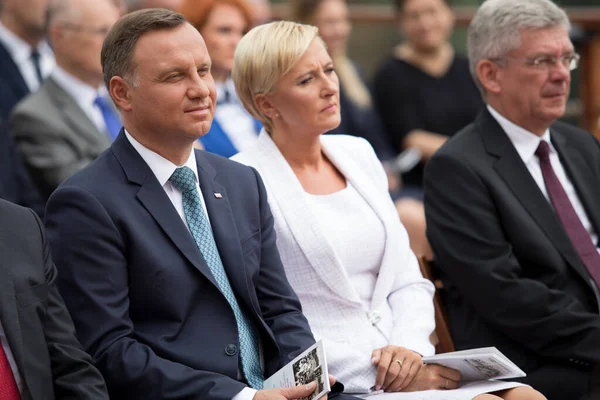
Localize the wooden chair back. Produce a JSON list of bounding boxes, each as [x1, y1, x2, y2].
[[417, 256, 455, 354]]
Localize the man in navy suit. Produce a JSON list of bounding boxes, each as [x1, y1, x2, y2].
[[45, 9, 355, 400], [0, 0, 54, 122]]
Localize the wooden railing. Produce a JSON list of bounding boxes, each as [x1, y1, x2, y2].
[[273, 4, 600, 138]]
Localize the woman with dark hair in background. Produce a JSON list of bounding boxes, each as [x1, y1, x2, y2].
[[291, 0, 431, 259], [179, 0, 262, 157], [374, 0, 484, 191]]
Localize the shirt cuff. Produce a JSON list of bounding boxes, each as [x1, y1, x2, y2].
[[232, 387, 258, 400]]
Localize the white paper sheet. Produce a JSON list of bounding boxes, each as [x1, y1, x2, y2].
[[355, 380, 526, 400]]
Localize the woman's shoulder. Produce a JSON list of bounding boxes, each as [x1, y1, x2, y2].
[[322, 134, 381, 169], [322, 133, 374, 154]]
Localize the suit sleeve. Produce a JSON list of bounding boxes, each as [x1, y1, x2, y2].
[[45, 186, 248, 400], [10, 111, 95, 194], [27, 209, 109, 399], [251, 168, 316, 364], [424, 153, 600, 364]]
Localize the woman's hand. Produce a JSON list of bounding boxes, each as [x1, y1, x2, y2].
[[402, 364, 461, 392], [371, 346, 423, 392]]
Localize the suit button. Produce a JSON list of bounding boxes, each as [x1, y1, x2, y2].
[[225, 344, 237, 356]]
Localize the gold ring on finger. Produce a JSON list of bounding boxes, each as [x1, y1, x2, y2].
[[395, 359, 403, 368]]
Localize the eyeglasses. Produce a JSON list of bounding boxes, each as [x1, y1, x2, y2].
[[493, 53, 580, 71]]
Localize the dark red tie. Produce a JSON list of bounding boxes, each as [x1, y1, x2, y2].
[[0, 342, 20, 400], [536, 140, 600, 289]]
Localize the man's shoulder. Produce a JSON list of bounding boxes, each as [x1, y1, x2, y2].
[[434, 120, 482, 158], [54, 148, 122, 195], [0, 198, 40, 238], [0, 197, 35, 218], [11, 82, 58, 119], [551, 120, 599, 147]]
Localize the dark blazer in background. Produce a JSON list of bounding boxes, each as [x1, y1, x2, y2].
[[0, 120, 44, 216], [0, 41, 30, 123], [10, 77, 112, 199], [424, 110, 600, 399], [0, 199, 108, 400], [45, 132, 316, 400]]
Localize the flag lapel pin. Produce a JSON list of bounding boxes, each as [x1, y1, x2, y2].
[[214, 193, 223, 199]]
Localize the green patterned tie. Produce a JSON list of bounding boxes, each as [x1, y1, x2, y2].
[[169, 166, 264, 389]]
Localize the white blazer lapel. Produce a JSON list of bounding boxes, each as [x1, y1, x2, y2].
[[251, 131, 361, 305], [320, 137, 399, 311]]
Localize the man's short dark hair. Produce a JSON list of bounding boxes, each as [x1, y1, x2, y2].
[[101, 8, 186, 89]]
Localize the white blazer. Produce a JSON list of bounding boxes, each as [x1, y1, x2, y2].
[[232, 131, 435, 393]]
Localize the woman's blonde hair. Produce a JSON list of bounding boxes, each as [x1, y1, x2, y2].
[[232, 20, 319, 133]]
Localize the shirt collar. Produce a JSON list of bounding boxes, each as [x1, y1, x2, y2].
[[124, 129, 199, 187], [51, 65, 104, 107], [487, 104, 554, 164], [215, 77, 239, 105], [0, 21, 51, 64]]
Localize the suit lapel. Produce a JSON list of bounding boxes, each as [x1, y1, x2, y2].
[[46, 78, 111, 149], [319, 137, 397, 310], [480, 111, 593, 285], [194, 152, 262, 319], [551, 131, 600, 238], [0, 243, 31, 397], [248, 132, 362, 305], [0, 42, 29, 99], [111, 132, 219, 288]]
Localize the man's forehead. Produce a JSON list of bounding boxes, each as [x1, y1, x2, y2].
[[132, 25, 209, 65]]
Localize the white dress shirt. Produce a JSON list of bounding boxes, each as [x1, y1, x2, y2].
[[488, 105, 600, 302], [124, 131, 256, 400], [214, 78, 259, 152], [0, 21, 54, 92], [52, 66, 112, 137], [306, 182, 386, 309], [0, 320, 23, 395]]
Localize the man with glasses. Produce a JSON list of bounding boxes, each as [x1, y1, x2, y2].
[[9, 0, 120, 199], [423, 0, 600, 399]]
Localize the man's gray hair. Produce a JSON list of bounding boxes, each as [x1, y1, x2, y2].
[[468, 0, 570, 92]]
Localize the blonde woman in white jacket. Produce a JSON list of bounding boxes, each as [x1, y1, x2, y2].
[[231, 20, 544, 400]]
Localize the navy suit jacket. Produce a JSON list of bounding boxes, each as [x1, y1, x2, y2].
[[0, 41, 30, 122], [45, 131, 316, 400]]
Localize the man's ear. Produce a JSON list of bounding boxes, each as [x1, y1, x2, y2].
[[109, 76, 134, 112], [254, 93, 279, 120], [477, 59, 502, 95]]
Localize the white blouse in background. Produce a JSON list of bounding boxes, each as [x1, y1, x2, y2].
[[305, 181, 386, 308]]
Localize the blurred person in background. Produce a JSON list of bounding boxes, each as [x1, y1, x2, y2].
[[373, 0, 483, 192], [232, 20, 545, 400], [10, 0, 121, 199], [291, 0, 431, 259], [0, 0, 54, 122], [179, 0, 262, 157], [124, 0, 183, 13], [248, 0, 272, 25]]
